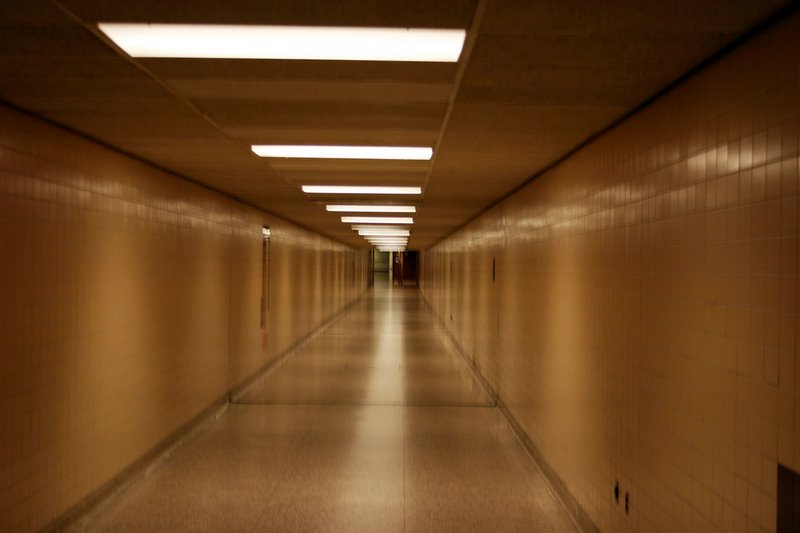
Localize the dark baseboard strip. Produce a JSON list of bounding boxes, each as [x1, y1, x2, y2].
[[419, 290, 599, 533], [47, 290, 367, 532], [495, 398, 599, 533], [45, 397, 230, 532], [413, 289, 499, 407], [229, 291, 366, 402], [233, 399, 497, 408]]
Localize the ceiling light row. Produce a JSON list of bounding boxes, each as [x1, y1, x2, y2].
[[97, 23, 450, 249]]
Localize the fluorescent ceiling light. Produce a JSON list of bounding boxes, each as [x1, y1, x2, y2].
[[358, 229, 410, 237], [302, 186, 421, 195], [253, 145, 432, 160], [341, 216, 413, 224], [366, 237, 408, 241], [326, 205, 416, 213], [97, 24, 466, 62], [351, 225, 408, 231], [358, 228, 410, 235]]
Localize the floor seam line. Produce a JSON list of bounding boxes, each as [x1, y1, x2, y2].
[[402, 405, 407, 533], [229, 401, 497, 408]]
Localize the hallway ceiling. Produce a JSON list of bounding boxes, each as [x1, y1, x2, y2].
[[0, 0, 789, 248]]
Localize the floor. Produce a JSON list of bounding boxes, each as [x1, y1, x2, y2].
[[81, 284, 578, 532]]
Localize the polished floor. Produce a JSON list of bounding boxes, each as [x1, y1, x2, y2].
[[81, 284, 578, 532]]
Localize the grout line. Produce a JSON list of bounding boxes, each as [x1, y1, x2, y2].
[[45, 1, 279, 181], [50, 292, 367, 532], [42, 0, 354, 247], [417, 291, 498, 405], [418, 290, 598, 533], [229, 293, 366, 402], [53, 401, 230, 532], [494, 401, 594, 533], [426, 1, 800, 251], [420, 0, 488, 196]]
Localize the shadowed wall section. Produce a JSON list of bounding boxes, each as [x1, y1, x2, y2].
[[0, 104, 368, 532], [421, 12, 799, 533]]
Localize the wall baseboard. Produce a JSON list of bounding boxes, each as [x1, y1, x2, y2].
[[45, 397, 230, 532], [47, 289, 367, 532], [419, 289, 599, 533], [495, 399, 599, 533], [230, 291, 366, 402]]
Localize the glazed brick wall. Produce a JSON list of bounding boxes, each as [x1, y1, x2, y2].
[[0, 104, 368, 531], [422, 12, 799, 533]]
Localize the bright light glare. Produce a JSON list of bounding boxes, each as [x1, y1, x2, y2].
[[358, 229, 410, 236], [341, 216, 413, 224], [97, 24, 466, 62], [351, 225, 408, 231], [326, 205, 416, 213], [254, 145, 432, 160], [358, 228, 410, 235], [302, 186, 421, 195]]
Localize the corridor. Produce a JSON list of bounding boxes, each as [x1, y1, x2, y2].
[[80, 286, 577, 532]]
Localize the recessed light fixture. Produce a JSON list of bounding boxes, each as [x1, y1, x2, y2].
[[358, 228, 411, 234], [97, 24, 466, 62], [351, 225, 408, 232], [341, 216, 413, 224], [326, 205, 416, 213], [253, 145, 432, 160], [302, 186, 422, 195], [358, 229, 410, 237]]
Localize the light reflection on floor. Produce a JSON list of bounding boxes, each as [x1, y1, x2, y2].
[[82, 287, 577, 532]]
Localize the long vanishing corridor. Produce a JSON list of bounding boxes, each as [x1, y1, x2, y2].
[[3, 3, 800, 532], [79, 286, 577, 532]]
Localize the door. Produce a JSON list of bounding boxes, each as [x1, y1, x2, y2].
[[261, 226, 270, 351]]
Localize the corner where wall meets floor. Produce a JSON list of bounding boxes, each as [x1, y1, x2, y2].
[[0, 103, 370, 532], [421, 10, 800, 533]]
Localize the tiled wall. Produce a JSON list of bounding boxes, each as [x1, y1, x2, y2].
[[0, 104, 368, 532], [421, 11, 799, 533]]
